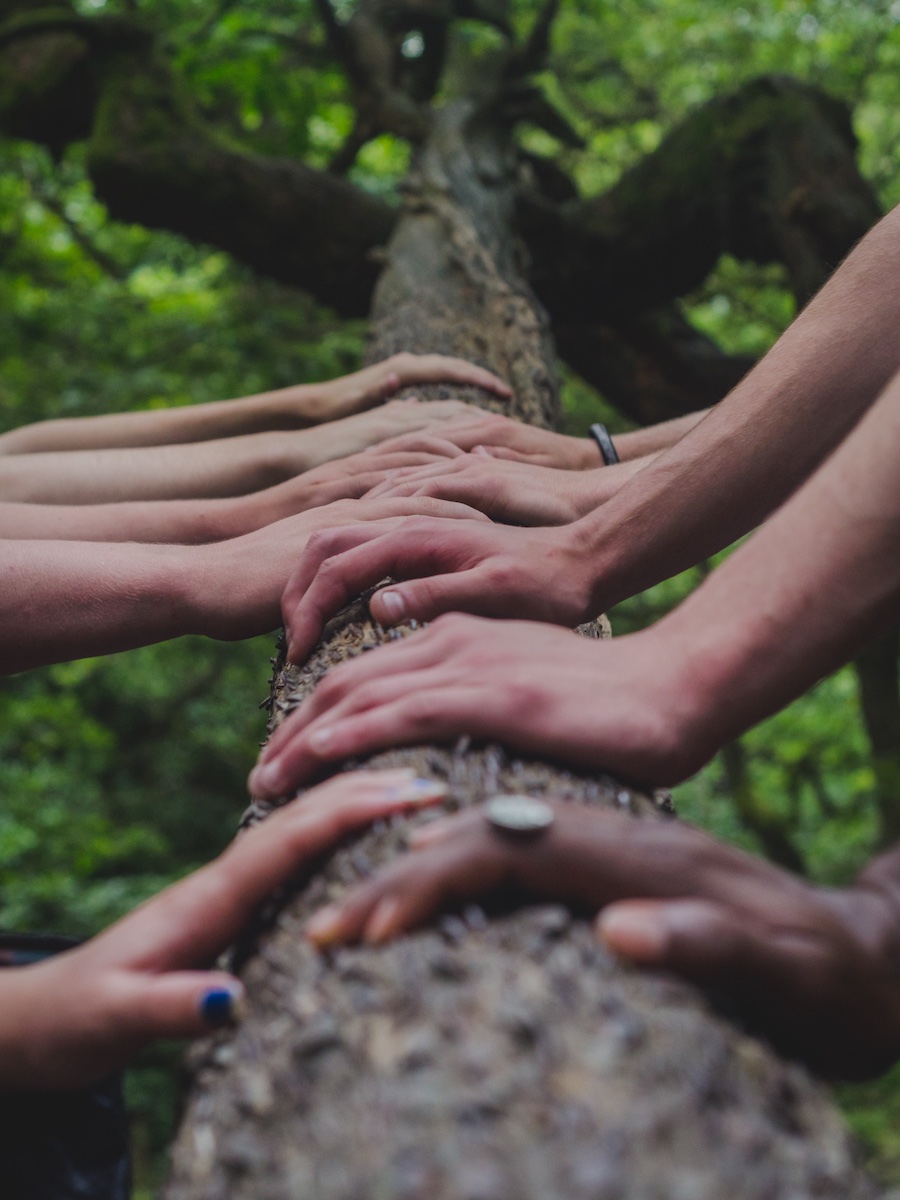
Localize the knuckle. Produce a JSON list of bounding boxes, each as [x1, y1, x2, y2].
[[306, 529, 340, 559], [432, 611, 470, 640], [484, 559, 521, 595]]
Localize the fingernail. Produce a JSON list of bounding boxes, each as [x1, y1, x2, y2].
[[389, 778, 448, 803], [597, 906, 669, 963], [378, 590, 406, 621], [310, 727, 333, 754], [365, 896, 401, 944], [307, 904, 343, 946], [200, 986, 243, 1027], [409, 818, 451, 846], [249, 761, 282, 796]]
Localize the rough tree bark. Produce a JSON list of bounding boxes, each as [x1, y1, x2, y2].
[[164, 85, 876, 1200], [0, 1, 887, 1192]]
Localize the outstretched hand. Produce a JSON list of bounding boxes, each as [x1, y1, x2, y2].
[[355, 411, 595, 468], [313, 353, 512, 422], [250, 615, 705, 800], [0, 770, 447, 1091], [195, 494, 491, 643], [367, 454, 628, 525], [306, 801, 900, 1081]]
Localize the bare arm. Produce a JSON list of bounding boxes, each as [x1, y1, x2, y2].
[[0, 354, 511, 454], [0, 771, 447, 1091], [0, 496, 486, 675], [0, 443, 459, 543], [277, 203, 900, 645], [259, 364, 900, 800], [611, 408, 707, 460], [0, 399, 481, 504], [368, 452, 656, 525], [582, 204, 900, 611]]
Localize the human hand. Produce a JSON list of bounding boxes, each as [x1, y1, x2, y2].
[[361, 411, 596, 468], [311, 354, 512, 422], [194, 495, 490, 642], [298, 398, 504, 469], [250, 615, 704, 800], [305, 801, 900, 1080], [0, 770, 447, 1091], [246, 443, 462, 530], [280, 514, 601, 665], [367, 454, 622, 525]]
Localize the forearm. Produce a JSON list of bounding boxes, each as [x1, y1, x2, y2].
[[654, 369, 900, 758], [0, 494, 263, 543], [0, 431, 302, 504], [580, 205, 900, 607], [567, 455, 657, 517], [0, 383, 330, 455], [0, 540, 202, 673], [612, 410, 708, 461]]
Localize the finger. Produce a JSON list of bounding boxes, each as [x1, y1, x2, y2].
[[93, 771, 449, 970], [253, 666, 468, 796], [365, 433, 466, 459], [284, 519, 478, 662], [398, 355, 512, 398], [260, 631, 454, 767], [307, 826, 509, 947], [282, 527, 406, 663], [596, 898, 798, 994], [476, 445, 538, 463], [251, 686, 491, 795], [368, 564, 503, 626], [114, 970, 247, 1042]]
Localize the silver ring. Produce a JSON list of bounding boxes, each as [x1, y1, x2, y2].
[[485, 794, 555, 838]]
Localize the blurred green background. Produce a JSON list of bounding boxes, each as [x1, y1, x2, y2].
[[1, 0, 899, 1193]]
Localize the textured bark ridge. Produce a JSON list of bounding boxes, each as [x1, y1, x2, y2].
[[166, 96, 876, 1200]]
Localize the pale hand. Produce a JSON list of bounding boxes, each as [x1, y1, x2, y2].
[[197, 495, 491, 643], [279, 516, 600, 665], [367, 454, 621, 524], [310, 353, 512, 422], [250, 615, 706, 800], [354, 411, 596, 468]]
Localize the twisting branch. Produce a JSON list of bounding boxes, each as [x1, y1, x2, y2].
[[504, 0, 558, 80], [313, 0, 365, 88]]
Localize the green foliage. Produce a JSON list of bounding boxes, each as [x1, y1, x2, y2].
[[2, 0, 900, 1189]]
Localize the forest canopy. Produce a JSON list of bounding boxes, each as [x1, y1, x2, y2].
[[1, 0, 900, 1191]]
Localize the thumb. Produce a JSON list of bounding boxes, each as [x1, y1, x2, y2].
[[596, 899, 756, 986], [118, 971, 246, 1042], [369, 566, 498, 626]]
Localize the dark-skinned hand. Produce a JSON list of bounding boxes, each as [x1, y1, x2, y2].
[[306, 802, 900, 1081]]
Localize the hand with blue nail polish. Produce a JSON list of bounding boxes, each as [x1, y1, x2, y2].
[[0, 769, 446, 1090]]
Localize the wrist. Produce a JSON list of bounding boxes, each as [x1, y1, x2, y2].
[[568, 467, 620, 518], [569, 435, 602, 470], [175, 542, 239, 639], [185, 533, 280, 641]]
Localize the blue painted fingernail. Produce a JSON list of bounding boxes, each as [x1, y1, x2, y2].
[[201, 988, 237, 1027]]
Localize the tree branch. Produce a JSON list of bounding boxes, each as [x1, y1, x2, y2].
[[523, 75, 881, 324], [554, 306, 755, 425]]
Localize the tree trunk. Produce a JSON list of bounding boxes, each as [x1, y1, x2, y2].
[[164, 97, 875, 1200]]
